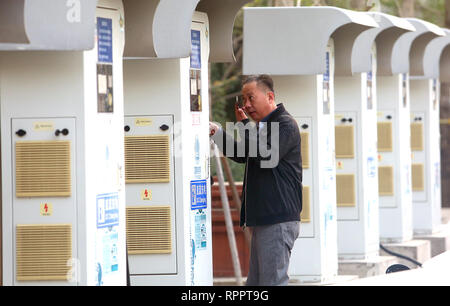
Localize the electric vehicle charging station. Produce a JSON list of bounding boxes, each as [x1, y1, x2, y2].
[[375, 17, 444, 243], [334, 13, 415, 260], [1, 0, 127, 286], [121, 0, 250, 286], [409, 29, 450, 235], [243, 6, 377, 283]]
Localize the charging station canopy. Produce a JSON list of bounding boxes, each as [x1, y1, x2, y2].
[[0, 0, 97, 50]]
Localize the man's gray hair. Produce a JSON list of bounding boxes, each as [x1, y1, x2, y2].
[[242, 74, 275, 93]]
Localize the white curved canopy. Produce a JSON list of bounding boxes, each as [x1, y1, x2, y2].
[[123, 0, 199, 58], [333, 13, 380, 76], [347, 12, 415, 76], [123, 0, 251, 61], [389, 18, 445, 76], [196, 0, 251, 63], [243, 6, 378, 76], [408, 18, 446, 76], [0, 0, 98, 50], [421, 29, 450, 79]]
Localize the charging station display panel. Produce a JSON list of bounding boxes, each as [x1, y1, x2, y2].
[[190, 30, 202, 112], [97, 17, 114, 113]]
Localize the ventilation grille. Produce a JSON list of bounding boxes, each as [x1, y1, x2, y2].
[[125, 135, 170, 183], [300, 186, 311, 223], [377, 122, 393, 152], [411, 123, 424, 152], [15, 141, 71, 198], [335, 126, 355, 159], [336, 174, 356, 207], [16, 224, 72, 281], [300, 132, 310, 169], [126, 206, 172, 255], [412, 163, 425, 192], [378, 166, 394, 196]]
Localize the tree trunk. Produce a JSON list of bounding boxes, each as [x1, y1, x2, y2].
[[399, 0, 415, 17], [441, 83, 450, 208], [441, 0, 450, 207], [274, 0, 294, 6], [446, 0, 450, 27], [351, 0, 368, 10], [312, 0, 326, 5]]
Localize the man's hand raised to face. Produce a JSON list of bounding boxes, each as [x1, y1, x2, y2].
[[209, 122, 219, 137], [235, 102, 248, 122]]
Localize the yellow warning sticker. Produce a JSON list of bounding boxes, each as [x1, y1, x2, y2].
[[135, 118, 153, 127], [33, 122, 54, 131], [377, 154, 383, 162], [141, 189, 152, 201], [40, 203, 53, 216]]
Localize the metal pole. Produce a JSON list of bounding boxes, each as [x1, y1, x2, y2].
[[212, 142, 243, 286]]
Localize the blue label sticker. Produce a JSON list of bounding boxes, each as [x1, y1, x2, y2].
[[367, 70, 373, 82], [102, 229, 119, 273], [190, 30, 201, 69], [190, 180, 207, 210], [324, 52, 330, 82], [195, 210, 207, 250], [96, 192, 119, 228], [97, 17, 113, 63], [367, 157, 377, 178]]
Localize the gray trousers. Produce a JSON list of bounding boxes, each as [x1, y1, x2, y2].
[[246, 221, 300, 286]]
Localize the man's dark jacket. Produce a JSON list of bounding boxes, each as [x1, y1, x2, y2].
[[213, 103, 303, 227]]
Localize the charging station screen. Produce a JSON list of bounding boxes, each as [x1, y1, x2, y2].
[[97, 17, 114, 113]]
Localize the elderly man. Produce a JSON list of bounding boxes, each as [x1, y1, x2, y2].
[[210, 74, 303, 286]]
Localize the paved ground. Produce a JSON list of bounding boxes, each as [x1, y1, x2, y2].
[[213, 207, 450, 286]]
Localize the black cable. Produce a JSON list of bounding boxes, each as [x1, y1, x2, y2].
[[126, 245, 131, 286], [380, 243, 423, 268]]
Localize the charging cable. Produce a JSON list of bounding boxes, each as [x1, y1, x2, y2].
[[379, 243, 423, 268]]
